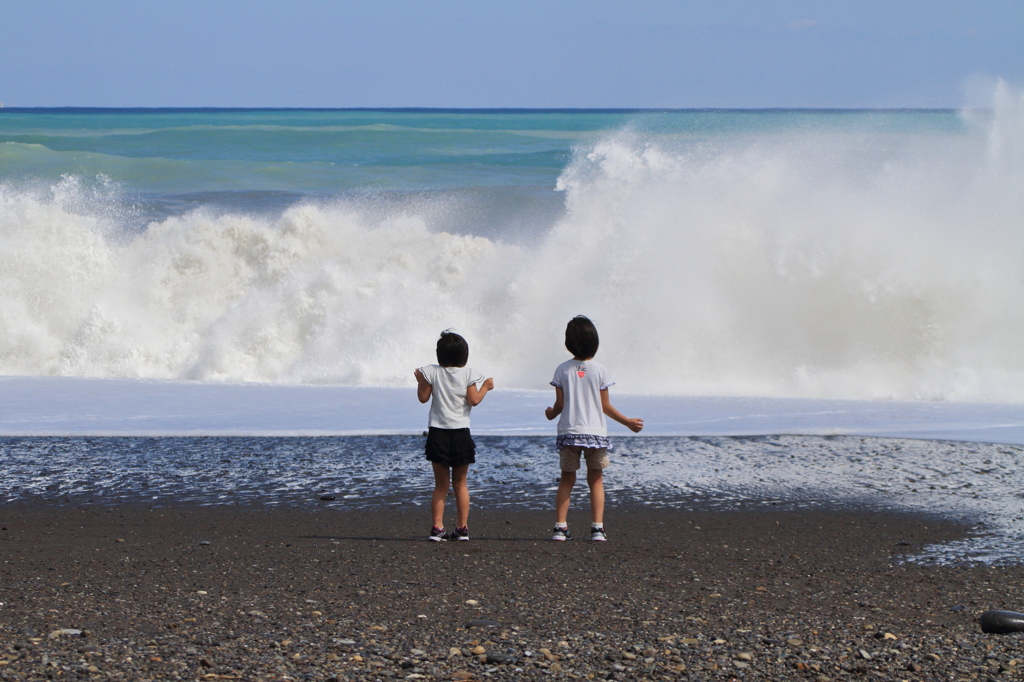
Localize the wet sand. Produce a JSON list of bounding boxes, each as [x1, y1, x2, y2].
[[2, 504, 1024, 681]]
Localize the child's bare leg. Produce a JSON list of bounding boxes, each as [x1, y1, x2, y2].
[[451, 464, 470, 528], [431, 462, 451, 528], [587, 467, 605, 525], [555, 471, 576, 524]]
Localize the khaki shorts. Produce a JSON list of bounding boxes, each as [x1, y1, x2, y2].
[[559, 446, 610, 472]]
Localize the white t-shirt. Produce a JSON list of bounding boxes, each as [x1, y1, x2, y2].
[[419, 364, 486, 430], [550, 359, 615, 437]]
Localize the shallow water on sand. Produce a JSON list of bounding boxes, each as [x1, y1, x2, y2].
[[1, 435, 1022, 565]]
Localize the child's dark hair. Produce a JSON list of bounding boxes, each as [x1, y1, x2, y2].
[[436, 330, 469, 368], [565, 315, 599, 359]]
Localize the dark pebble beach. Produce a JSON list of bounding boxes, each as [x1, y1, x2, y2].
[[2, 504, 1024, 681]]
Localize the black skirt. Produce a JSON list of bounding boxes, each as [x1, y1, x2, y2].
[[425, 427, 476, 467]]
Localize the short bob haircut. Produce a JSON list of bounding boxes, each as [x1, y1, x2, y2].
[[436, 330, 469, 368], [565, 315, 599, 360]]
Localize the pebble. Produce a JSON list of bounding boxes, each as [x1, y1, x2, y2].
[[471, 645, 486, 655], [980, 610, 1024, 634], [465, 619, 501, 628], [47, 629, 82, 639], [319, 495, 336, 501], [786, 638, 803, 647]]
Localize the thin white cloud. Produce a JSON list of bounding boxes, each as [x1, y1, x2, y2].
[[788, 18, 818, 31]]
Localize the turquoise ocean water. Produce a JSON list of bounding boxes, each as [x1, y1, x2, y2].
[[0, 107, 965, 230]]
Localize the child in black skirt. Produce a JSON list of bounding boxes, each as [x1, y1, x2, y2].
[[414, 330, 494, 541]]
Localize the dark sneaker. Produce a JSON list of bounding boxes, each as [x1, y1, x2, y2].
[[591, 526, 607, 542], [551, 526, 572, 541], [454, 526, 470, 541], [428, 526, 450, 542]]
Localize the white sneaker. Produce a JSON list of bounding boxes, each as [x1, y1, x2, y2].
[[551, 526, 572, 541]]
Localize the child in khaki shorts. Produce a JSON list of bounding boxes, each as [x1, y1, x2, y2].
[[544, 316, 643, 542], [559, 446, 610, 474]]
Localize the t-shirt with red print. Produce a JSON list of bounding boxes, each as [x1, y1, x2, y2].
[[550, 359, 615, 437]]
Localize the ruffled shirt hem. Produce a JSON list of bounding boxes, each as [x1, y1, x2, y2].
[[555, 433, 612, 450]]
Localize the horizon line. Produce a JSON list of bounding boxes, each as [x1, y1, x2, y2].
[[0, 106, 962, 115]]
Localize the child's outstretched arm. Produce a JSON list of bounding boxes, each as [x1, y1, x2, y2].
[[545, 386, 564, 420], [414, 369, 432, 404], [600, 389, 644, 433], [467, 377, 494, 406]]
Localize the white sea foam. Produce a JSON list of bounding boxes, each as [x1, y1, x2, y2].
[[3, 385, 1024, 564], [3, 87, 1024, 401]]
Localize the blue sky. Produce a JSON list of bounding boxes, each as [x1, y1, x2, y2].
[[2, 1, 1022, 109]]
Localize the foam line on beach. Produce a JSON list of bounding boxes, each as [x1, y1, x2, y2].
[[1, 434, 1021, 566]]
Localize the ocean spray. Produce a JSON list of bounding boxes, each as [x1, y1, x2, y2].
[[2, 91, 1024, 401]]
